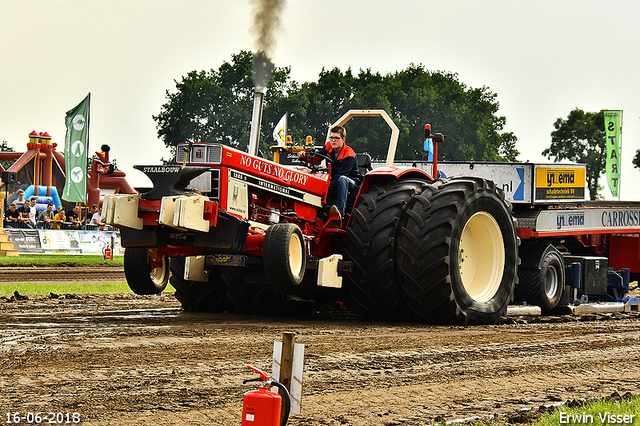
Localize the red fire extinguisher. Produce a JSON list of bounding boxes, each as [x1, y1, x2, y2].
[[103, 247, 112, 260], [242, 365, 291, 426]]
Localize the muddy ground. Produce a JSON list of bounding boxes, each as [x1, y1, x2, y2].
[[1, 271, 640, 425]]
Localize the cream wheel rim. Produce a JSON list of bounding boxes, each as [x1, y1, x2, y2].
[[150, 255, 168, 285], [458, 211, 505, 303], [289, 232, 304, 277]]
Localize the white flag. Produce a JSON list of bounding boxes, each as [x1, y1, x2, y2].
[[272, 113, 287, 144]]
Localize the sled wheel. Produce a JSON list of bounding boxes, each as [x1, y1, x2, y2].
[[397, 177, 519, 325], [170, 257, 226, 312], [263, 223, 306, 290], [344, 179, 427, 321], [124, 248, 169, 295], [515, 244, 565, 313]]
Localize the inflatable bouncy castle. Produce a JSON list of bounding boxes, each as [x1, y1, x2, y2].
[[0, 130, 136, 213]]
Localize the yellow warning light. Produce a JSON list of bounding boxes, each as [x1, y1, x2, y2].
[[306, 136, 313, 145], [286, 135, 292, 145]]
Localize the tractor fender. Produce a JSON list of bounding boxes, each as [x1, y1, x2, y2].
[[353, 167, 434, 210]]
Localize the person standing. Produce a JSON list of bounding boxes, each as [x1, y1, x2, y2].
[[4, 203, 21, 227], [67, 205, 85, 229], [14, 189, 26, 208], [51, 206, 66, 230], [37, 203, 55, 229]]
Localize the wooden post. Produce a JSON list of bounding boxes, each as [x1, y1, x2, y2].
[[279, 332, 295, 424]]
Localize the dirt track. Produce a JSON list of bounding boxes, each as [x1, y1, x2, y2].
[[2, 285, 640, 426]]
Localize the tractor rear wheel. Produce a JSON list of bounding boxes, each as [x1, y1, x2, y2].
[[222, 266, 286, 315], [124, 248, 169, 295], [345, 180, 427, 321], [397, 177, 519, 325], [170, 257, 226, 312]]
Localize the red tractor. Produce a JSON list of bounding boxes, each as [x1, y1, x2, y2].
[[103, 110, 519, 324]]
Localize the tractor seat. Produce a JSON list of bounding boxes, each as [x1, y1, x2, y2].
[[356, 153, 372, 176]]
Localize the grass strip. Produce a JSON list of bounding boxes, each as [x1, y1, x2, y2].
[[0, 282, 176, 297], [538, 395, 640, 426], [450, 394, 640, 425], [0, 281, 131, 297], [0, 254, 123, 266]]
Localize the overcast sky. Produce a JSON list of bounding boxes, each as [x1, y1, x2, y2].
[[1, 0, 639, 199]]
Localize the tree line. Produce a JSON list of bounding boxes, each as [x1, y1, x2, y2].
[[154, 50, 519, 164], [153, 50, 639, 200]]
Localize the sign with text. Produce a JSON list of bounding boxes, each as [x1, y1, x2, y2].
[[604, 110, 622, 198], [534, 165, 586, 202]]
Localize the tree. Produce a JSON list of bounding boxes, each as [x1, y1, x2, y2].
[[153, 50, 295, 158], [0, 141, 15, 171], [154, 52, 518, 164], [633, 150, 640, 170], [542, 108, 605, 200]]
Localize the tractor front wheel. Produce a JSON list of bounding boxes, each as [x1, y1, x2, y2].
[[124, 248, 169, 295], [263, 223, 306, 290]]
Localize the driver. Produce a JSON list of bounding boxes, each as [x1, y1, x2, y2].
[[298, 125, 361, 219]]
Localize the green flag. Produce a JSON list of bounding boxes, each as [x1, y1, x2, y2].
[[63, 93, 90, 203], [603, 110, 622, 198]]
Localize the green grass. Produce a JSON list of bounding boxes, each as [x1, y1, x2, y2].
[[453, 395, 640, 426], [538, 397, 640, 426], [0, 281, 131, 296], [0, 282, 176, 297], [0, 254, 123, 266]]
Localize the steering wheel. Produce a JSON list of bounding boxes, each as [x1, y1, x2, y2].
[[305, 150, 334, 173]]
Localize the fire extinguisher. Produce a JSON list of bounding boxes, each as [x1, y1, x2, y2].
[[241, 364, 291, 426], [103, 247, 112, 260]]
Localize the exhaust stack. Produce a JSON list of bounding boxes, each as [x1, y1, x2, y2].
[[248, 87, 266, 156]]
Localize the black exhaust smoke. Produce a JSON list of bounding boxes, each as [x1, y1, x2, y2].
[[247, 0, 285, 156]]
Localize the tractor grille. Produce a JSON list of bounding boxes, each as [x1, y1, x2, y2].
[[186, 168, 220, 201], [176, 144, 223, 165]]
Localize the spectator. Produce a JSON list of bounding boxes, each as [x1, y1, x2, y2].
[[28, 197, 37, 226], [4, 203, 21, 227], [14, 189, 26, 208], [67, 205, 85, 229], [90, 204, 105, 228], [51, 206, 66, 230], [19, 198, 35, 227], [37, 203, 55, 229]]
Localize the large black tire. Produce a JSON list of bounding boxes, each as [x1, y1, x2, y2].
[[344, 180, 427, 321], [222, 266, 286, 315], [170, 257, 226, 312], [515, 244, 564, 313], [124, 248, 169, 295], [397, 177, 519, 325], [263, 223, 306, 290]]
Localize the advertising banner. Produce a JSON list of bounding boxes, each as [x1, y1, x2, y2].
[[534, 165, 586, 202], [39, 229, 82, 254], [5, 229, 43, 254], [6, 229, 122, 255]]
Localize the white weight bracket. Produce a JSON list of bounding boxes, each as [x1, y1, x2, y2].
[[103, 194, 143, 230]]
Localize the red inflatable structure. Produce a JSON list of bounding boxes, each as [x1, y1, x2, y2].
[[0, 131, 136, 209]]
